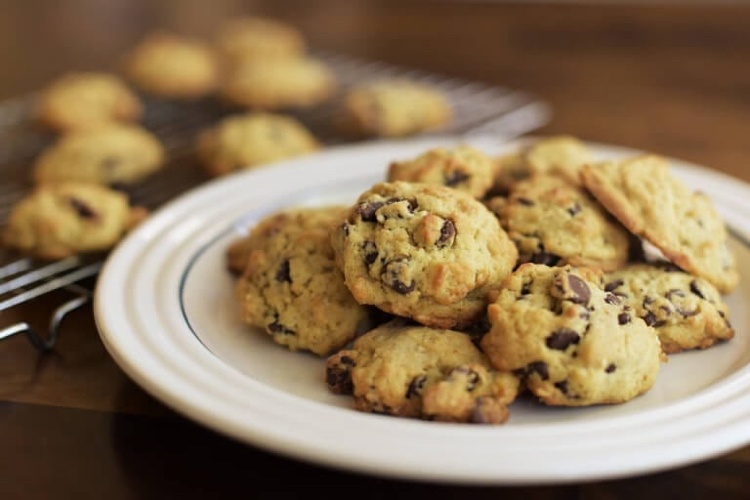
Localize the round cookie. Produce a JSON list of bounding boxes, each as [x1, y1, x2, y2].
[[493, 175, 631, 271], [220, 56, 336, 110], [338, 80, 452, 138], [581, 154, 739, 293], [325, 319, 519, 423], [481, 263, 663, 406], [215, 16, 305, 63], [3, 182, 147, 260], [386, 145, 495, 199], [226, 205, 348, 275], [197, 112, 320, 177], [34, 72, 142, 133], [123, 32, 219, 98], [603, 263, 734, 354], [330, 181, 518, 329], [235, 205, 371, 357], [33, 124, 165, 186]]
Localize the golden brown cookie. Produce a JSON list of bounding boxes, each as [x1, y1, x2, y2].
[[197, 112, 320, 177], [34, 72, 142, 133], [215, 16, 305, 64], [33, 124, 165, 186], [3, 182, 147, 260]]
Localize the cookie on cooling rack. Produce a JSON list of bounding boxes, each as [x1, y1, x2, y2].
[[490, 174, 632, 271], [219, 56, 336, 110], [34, 72, 142, 133], [326, 319, 519, 424], [123, 31, 219, 99], [197, 112, 320, 177], [234, 205, 372, 356], [2, 182, 148, 260], [603, 263, 734, 354], [386, 145, 496, 199], [215, 16, 306, 64], [581, 154, 739, 294], [33, 124, 165, 186], [337, 80, 452, 138], [481, 263, 663, 407], [330, 181, 517, 329]]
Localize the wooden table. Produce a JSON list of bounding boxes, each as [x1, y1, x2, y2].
[[1, 1, 749, 497]]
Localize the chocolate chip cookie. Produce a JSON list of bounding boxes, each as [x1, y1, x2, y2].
[[387, 145, 495, 199], [331, 181, 518, 329], [602, 263, 734, 354], [326, 319, 519, 423], [581, 155, 739, 293], [481, 263, 663, 406], [33, 124, 165, 186], [215, 16, 306, 64]]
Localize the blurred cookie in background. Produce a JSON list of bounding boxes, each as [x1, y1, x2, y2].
[[123, 31, 219, 99], [196, 112, 320, 177], [215, 16, 306, 64], [34, 72, 142, 133]]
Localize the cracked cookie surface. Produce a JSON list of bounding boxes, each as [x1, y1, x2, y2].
[[481, 263, 662, 406], [331, 181, 518, 329], [326, 319, 519, 423]]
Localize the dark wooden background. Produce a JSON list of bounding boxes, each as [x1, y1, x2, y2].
[[1, 1, 749, 498]]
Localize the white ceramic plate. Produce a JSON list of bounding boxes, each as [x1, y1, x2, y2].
[[94, 136, 750, 485]]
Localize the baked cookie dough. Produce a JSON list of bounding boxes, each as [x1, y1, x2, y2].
[[338, 80, 452, 138], [481, 263, 663, 406], [123, 31, 219, 98], [33, 124, 165, 186], [234, 206, 371, 356], [331, 181, 518, 329], [326, 319, 519, 423], [3, 182, 147, 260], [34, 72, 142, 133], [220, 56, 336, 110], [491, 175, 631, 271], [215, 16, 305, 63], [197, 112, 320, 177], [603, 263, 734, 354], [581, 155, 738, 293], [387, 145, 495, 199]]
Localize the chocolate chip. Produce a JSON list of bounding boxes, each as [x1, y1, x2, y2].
[[382, 257, 415, 294], [356, 201, 384, 222], [68, 197, 97, 219], [525, 361, 549, 380], [554, 380, 569, 394], [546, 328, 580, 350], [530, 251, 561, 266], [437, 219, 456, 247], [341, 223, 350, 236], [386, 197, 417, 213], [451, 366, 481, 391], [406, 375, 427, 399], [517, 197, 535, 206], [267, 320, 295, 335], [604, 293, 620, 305], [666, 289, 685, 301], [604, 279, 624, 292], [566, 274, 591, 305], [690, 280, 706, 299], [643, 311, 665, 328], [444, 170, 470, 187], [362, 241, 378, 266], [520, 281, 533, 295], [618, 312, 631, 325], [605, 363, 617, 373], [275, 259, 291, 283], [566, 202, 582, 216], [326, 363, 354, 394]]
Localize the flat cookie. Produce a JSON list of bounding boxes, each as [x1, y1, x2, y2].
[[326, 319, 519, 423], [123, 32, 219, 98], [34, 72, 142, 133], [3, 182, 147, 260], [481, 263, 663, 406], [581, 155, 738, 293], [197, 112, 320, 177], [331, 181, 518, 329], [338, 80, 452, 138], [235, 205, 371, 356], [603, 263, 734, 354], [33, 124, 165, 186], [492, 175, 631, 271], [387, 145, 495, 199], [220, 56, 336, 110], [215, 16, 306, 63], [226, 205, 348, 275]]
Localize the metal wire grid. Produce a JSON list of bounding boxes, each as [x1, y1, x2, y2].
[[0, 51, 551, 351]]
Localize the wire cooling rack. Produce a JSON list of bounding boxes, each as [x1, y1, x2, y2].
[[0, 51, 551, 351]]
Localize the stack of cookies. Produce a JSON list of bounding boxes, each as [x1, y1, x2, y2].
[[227, 135, 738, 424]]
